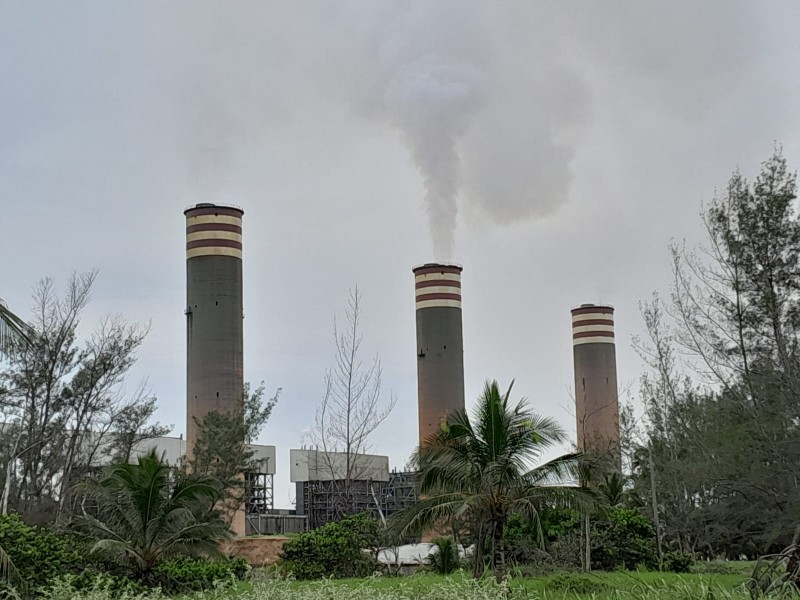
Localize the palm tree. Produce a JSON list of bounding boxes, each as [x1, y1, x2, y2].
[[0, 299, 33, 357], [74, 449, 231, 578], [396, 380, 593, 582]]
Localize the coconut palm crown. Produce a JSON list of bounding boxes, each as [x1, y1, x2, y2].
[[74, 449, 231, 577], [395, 379, 593, 581]]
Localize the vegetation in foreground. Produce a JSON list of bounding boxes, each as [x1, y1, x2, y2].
[[396, 379, 591, 582], [39, 570, 790, 600]]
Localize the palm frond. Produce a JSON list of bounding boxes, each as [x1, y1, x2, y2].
[[0, 299, 34, 357], [0, 541, 23, 591], [72, 449, 226, 575], [524, 452, 583, 486]]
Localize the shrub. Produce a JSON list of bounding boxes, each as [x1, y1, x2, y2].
[[279, 513, 379, 580], [662, 550, 694, 573], [39, 577, 163, 600], [0, 513, 83, 594], [691, 560, 741, 575], [547, 573, 610, 594], [591, 507, 658, 571], [45, 573, 148, 598], [152, 557, 249, 593], [426, 537, 460, 575]]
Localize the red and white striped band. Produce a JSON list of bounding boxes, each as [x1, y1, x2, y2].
[[185, 206, 243, 259], [413, 264, 462, 310], [571, 305, 614, 345]]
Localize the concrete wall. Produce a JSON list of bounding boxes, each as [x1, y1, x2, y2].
[[289, 448, 389, 482], [221, 537, 289, 567], [78, 434, 275, 473]]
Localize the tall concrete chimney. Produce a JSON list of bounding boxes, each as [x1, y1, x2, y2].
[[571, 304, 620, 469], [185, 203, 244, 460], [413, 263, 465, 447]]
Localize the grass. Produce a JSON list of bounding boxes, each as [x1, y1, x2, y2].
[[44, 564, 790, 600], [180, 568, 765, 600]]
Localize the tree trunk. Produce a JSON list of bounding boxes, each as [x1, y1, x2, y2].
[[492, 518, 506, 583], [649, 445, 664, 569], [472, 524, 485, 579], [1, 458, 13, 514], [582, 513, 591, 572]]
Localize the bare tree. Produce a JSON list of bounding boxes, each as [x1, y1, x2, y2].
[[311, 287, 396, 515], [0, 272, 169, 521]]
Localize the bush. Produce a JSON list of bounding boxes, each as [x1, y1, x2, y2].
[[662, 550, 694, 573], [547, 573, 610, 594], [152, 557, 249, 593], [39, 577, 162, 600], [0, 513, 83, 594], [591, 507, 658, 571], [426, 538, 460, 575], [43, 573, 148, 598], [279, 513, 379, 580]]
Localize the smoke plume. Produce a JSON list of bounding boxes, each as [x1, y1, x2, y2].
[[345, 3, 589, 259]]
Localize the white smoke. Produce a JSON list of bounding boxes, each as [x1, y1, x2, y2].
[[384, 56, 487, 258], [342, 3, 589, 259]]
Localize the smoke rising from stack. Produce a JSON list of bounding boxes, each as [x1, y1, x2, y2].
[[153, 3, 757, 263], [345, 3, 589, 260]]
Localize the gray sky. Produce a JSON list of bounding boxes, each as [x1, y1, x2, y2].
[[2, 1, 799, 507]]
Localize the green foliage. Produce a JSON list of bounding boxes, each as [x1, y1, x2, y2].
[[279, 513, 379, 580], [546, 573, 610, 594], [395, 380, 592, 581], [152, 557, 248, 593], [190, 383, 280, 518], [243, 382, 281, 445], [0, 513, 82, 595], [59, 572, 148, 596], [28, 571, 764, 600], [591, 507, 658, 571], [662, 551, 694, 574], [73, 449, 230, 577], [38, 576, 163, 600], [426, 538, 460, 575], [633, 149, 800, 558]]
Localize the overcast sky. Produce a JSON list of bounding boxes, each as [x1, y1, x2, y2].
[[2, 1, 799, 507]]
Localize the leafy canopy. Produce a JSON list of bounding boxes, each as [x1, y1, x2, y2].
[[74, 449, 230, 576]]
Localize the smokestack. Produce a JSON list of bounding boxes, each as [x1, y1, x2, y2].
[[571, 304, 620, 469], [413, 263, 465, 447], [185, 203, 244, 460]]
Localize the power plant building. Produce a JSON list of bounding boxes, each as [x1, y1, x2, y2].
[[290, 449, 417, 530], [571, 304, 620, 469], [413, 263, 465, 446]]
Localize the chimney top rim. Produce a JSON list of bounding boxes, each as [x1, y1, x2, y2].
[[412, 262, 463, 273], [571, 303, 614, 312], [183, 202, 244, 216]]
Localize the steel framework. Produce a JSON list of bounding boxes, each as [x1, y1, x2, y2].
[[301, 471, 418, 530]]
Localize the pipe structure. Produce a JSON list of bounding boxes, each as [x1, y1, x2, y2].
[[413, 263, 465, 447]]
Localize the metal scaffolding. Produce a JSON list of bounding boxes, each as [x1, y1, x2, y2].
[[244, 471, 274, 515], [301, 471, 418, 530]]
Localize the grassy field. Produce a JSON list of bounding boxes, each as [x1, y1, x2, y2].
[[50, 563, 776, 600], [177, 565, 767, 600]]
